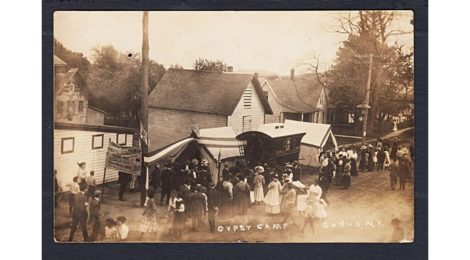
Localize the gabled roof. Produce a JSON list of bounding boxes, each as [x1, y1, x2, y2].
[[284, 120, 337, 148], [264, 78, 317, 112], [266, 75, 324, 110], [54, 55, 67, 66], [148, 69, 272, 116], [55, 68, 78, 90]]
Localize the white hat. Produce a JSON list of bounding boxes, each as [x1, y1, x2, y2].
[[255, 166, 265, 173]]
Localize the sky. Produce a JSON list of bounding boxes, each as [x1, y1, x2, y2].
[[54, 11, 413, 76]]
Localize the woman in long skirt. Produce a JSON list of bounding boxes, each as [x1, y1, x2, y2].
[[139, 190, 160, 240], [264, 176, 281, 215], [233, 178, 250, 215], [253, 168, 265, 205], [349, 148, 358, 177], [172, 195, 185, 238]]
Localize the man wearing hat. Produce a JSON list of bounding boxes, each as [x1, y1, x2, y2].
[[89, 190, 101, 241], [68, 185, 89, 241]]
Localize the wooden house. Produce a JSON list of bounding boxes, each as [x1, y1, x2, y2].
[[236, 123, 306, 166], [54, 123, 135, 190], [147, 69, 273, 152], [53, 55, 137, 190], [261, 69, 329, 124], [54, 55, 104, 125]]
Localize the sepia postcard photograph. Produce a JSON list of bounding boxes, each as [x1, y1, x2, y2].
[[52, 10, 415, 243]]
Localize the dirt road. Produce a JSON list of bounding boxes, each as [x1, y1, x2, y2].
[[55, 168, 414, 243]]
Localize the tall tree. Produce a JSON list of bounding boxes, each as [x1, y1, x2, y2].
[[193, 58, 229, 72], [87, 45, 165, 119], [321, 11, 413, 133]]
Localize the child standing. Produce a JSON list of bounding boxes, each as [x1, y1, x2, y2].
[[138, 190, 160, 240], [116, 216, 129, 241], [104, 218, 119, 241]]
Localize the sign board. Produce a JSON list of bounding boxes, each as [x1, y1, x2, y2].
[[105, 141, 142, 175]]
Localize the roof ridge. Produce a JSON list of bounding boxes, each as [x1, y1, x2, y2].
[[167, 68, 252, 76]]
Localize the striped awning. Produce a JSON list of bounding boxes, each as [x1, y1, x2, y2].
[[197, 126, 243, 160]]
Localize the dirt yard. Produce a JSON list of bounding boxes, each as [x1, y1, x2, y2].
[[54, 167, 414, 243]]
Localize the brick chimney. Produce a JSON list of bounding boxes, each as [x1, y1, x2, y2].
[[290, 68, 295, 80]]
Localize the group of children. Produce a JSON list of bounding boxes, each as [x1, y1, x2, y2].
[[103, 216, 129, 241]]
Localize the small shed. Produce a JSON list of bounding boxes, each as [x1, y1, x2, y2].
[[284, 120, 338, 167], [236, 123, 306, 166]]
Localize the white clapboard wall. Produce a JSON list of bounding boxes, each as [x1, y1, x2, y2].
[[54, 127, 134, 191]]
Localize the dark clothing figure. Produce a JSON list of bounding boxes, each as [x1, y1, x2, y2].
[[350, 157, 358, 176], [118, 172, 132, 201], [188, 191, 206, 231], [68, 192, 89, 241], [367, 150, 375, 171], [150, 166, 161, 192], [88, 198, 101, 241], [335, 158, 343, 185], [160, 167, 175, 205], [292, 165, 301, 181], [207, 188, 221, 232], [377, 150, 386, 171], [178, 184, 191, 202], [398, 158, 411, 190], [319, 160, 334, 202], [359, 150, 368, 172], [389, 161, 400, 190], [391, 141, 398, 159], [222, 167, 231, 180], [233, 182, 250, 215], [174, 170, 186, 191]]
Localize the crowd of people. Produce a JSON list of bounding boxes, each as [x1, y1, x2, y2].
[[316, 137, 414, 202], [57, 136, 413, 242]]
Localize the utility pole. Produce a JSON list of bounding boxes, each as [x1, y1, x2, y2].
[[357, 54, 373, 145], [139, 11, 149, 206]]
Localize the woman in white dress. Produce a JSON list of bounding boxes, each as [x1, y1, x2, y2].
[[264, 176, 282, 215]]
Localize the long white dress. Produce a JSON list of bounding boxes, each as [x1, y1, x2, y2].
[[264, 180, 281, 214]]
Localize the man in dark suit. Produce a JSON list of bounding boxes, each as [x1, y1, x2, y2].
[[68, 186, 89, 241], [160, 163, 175, 206], [118, 171, 132, 201], [207, 183, 220, 232], [88, 190, 101, 241], [149, 164, 161, 193]]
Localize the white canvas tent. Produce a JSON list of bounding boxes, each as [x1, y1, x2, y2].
[[196, 126, 241, 161], [284, 120, 338, 167], [144, 126, 242, 184]]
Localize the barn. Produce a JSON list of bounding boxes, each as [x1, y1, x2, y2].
[[147, 69, 272, 151], [284, 119, 338, 167]]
